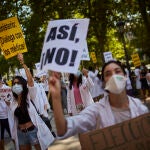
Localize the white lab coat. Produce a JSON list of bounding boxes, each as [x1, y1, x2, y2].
[[88, 70, 99, 98], [58, 94, 149, 139], [34, 82, 50, 117], [7, 86, 55, 150], [92, 76, 104, 98], [67, 76, 94, 115], [134, 68, 141, 89]]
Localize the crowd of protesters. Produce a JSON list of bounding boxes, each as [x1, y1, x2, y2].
[[0, 54, 150, 150]]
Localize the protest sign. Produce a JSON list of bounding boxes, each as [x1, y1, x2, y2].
[[40, 18, 90, 74], [103, 52, 113, 62], [35, 62, 41, 70], [79, 113, 150, 150], [81, 41, 90, 61], [0, 17, 27, 59], [0, 87, 13, 102], [131, 53, 141, 67], [90, 52, 97, 63], [19, 68, 27, 79], [14, 68, 20, 76], [34, 62, 47, 77], [19, 68, 31, 79]]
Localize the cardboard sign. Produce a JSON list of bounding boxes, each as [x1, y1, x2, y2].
[[103, 52, 113, 62], [0, 87, 13, 102], [79, 113, 150, 150], [40, 19, 90, 74], [0, 17, 28, 59], [131, 53, 141, 67]]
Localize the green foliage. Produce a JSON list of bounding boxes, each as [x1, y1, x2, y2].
[[0, 0, 150, 76]]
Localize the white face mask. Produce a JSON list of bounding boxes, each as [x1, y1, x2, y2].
[[12, 84, 23, 95], [105, 74, 126, 94]]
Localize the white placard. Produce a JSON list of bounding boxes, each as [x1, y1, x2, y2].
[[103, 52, 113, 62], [35, 70, 47, 78], [19, 68, 28, 79], [81, 41, 90, 61], [35, 62, 41, 70], [0, 87, 13, 102], [40, 18, 90, 74]]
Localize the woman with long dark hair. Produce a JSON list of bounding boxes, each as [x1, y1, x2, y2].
[[6, 53, 54, 150], [67, 70, 94, 116]]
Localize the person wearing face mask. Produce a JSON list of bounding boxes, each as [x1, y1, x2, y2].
[[67, 70, 94, 116], [48, 60, 149, 140], [6, 53, 55, 150]]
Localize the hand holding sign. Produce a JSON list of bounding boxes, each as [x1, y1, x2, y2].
[[40, 18, 90, 74], [82, 68, 88, 77], [49, 71, 61, 100], [17, 53, 24, 65]]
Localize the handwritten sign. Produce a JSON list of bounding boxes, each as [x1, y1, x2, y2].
[[40, 19, 90, 74], [79, 113, 150, 150], [0, 17, 27, 59], [0, 87, 13, 102]]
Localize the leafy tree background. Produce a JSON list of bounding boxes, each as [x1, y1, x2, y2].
[[0, 0, 150, 77]]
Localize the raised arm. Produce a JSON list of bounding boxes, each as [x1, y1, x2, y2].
[[17, 53, 34, 87], [82, 68, 94, 88], [49, 72, 67, 136]]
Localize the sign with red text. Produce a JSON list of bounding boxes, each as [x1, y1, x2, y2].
[[0, 86, 13, 102], [0, 17, 27, 59], [40, 19, 90, 74], [79, 113, 150, 150]]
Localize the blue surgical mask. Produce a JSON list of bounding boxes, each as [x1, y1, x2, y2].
[[12, 84, 23, 95]]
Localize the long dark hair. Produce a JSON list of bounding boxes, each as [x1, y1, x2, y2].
[[69, 73, 82, 90], [12, 76, 29, 113], [101, 60, 126, 81]]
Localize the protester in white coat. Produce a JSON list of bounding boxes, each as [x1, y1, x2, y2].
[[0, 79, 12, 150], [33, 82, 50, 118], [134, 66, 142, 96], [6, 53, 54, 150], [92, 73, 105, 102], [88, 66, 99, 98], [67, 70, 94, 116], [48, 60, 149, 139]]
